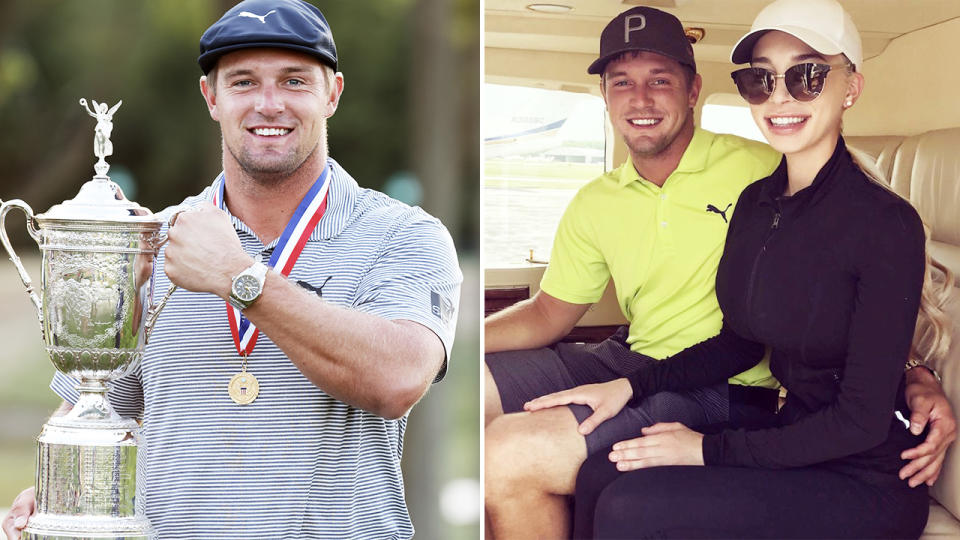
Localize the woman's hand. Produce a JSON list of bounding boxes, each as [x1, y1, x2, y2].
[[608, 422, 704, 471], [523, 378, 633, 435]]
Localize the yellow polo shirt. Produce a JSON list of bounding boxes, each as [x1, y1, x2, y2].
[[541, 128, 781, 387]]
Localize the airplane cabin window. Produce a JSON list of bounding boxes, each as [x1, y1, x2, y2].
[[483, 83, 607, 267], [700, 93, 765, 143]]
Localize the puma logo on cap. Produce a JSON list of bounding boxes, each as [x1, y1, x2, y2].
[[238, 10, 276, 24]]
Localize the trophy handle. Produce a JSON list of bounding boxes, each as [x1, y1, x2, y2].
[[144, 284, 176, 344], [153, 207, 189, 247], [0, 199, 44, 325], [142, 207, 190, 344]]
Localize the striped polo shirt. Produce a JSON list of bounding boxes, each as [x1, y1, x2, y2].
[[51, 158, 462, 539]]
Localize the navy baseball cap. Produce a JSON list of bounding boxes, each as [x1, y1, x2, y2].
[[588, 7, 695, 75], [198, 0, 337, 74]]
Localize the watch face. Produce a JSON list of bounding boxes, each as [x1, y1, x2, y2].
[[233, 274, 262, 302]]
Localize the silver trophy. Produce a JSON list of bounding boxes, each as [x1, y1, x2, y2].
[[0, 99, 173, 539]]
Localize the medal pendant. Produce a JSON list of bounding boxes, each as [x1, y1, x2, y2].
[[228, 371, 259, 405]]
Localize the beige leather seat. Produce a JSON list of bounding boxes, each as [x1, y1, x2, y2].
[[853, 127, 960, 538], [851, 131, 960, 284], [901, 129, 960, 282], [923, 286, 960, 539], [847, 134, 905, 184]]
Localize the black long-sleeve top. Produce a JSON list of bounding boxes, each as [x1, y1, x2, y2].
[[626, 137, 926, 475]]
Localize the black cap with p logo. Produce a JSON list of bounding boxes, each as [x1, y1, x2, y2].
[[588, 6, 696, 75]]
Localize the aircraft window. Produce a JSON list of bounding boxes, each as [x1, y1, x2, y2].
[[484, 83, 607, 267], [701, 93, 765, 142]]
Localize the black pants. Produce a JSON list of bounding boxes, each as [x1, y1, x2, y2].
[[572, 394, 929, 539], [574, 460, 928, 539]]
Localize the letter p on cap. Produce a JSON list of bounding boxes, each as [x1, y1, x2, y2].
[[624, 14, 646, 42]]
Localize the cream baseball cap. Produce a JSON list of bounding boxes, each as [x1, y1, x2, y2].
[[730, 0, 863, 69]]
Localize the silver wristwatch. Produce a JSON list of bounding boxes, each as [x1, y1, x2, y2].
[[228, 261, 268, 310]]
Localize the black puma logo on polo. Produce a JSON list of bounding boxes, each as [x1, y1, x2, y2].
[[706, 203, 733, 223], [297, 276, 332, 297]]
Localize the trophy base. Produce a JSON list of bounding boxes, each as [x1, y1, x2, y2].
[[35, 423, 140, 516], [23, 513, 151, 540], [30, 420, 151, 540]]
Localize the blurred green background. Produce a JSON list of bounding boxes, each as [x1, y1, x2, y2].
[[0, 1, 480, 538]]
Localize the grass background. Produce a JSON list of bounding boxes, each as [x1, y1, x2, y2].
[[0, 254, 58, 506]]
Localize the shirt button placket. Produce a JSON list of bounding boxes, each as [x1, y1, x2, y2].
[[659, 191, 669, 228], [657, 189, 675, 252]]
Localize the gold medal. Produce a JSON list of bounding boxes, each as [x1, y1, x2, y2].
[[228, 369, 259, 405]]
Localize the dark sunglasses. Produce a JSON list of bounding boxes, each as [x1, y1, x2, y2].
[[730, 62, 848, 105]]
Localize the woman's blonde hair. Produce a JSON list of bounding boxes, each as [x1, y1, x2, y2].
[[847, 145, 954, 367]]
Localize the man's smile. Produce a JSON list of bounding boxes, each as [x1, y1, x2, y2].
[[628, 117, 661, 127], [250, 126, 292, 137]]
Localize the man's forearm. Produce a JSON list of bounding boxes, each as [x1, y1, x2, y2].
[[485, 292, 590, 353], [162, 206, 445, 420], [486, 300, 561, 353], [243, 271, 445, 420]]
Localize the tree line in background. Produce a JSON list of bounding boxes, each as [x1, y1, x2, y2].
[[0, 0, 479, 249]]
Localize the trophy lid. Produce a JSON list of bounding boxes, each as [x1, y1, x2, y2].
[[38, 177, 157, 222], [36, 98, 161, 225]]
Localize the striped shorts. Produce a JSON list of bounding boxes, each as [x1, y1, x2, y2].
[[486, 327, 730, 456]]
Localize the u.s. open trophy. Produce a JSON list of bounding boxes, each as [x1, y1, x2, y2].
[[0, 99, 172, 539]]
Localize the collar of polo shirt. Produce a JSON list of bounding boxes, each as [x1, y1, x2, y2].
[[616, 127, 713, 188]]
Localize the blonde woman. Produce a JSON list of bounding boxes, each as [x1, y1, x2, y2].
[[526, 0, 953, 537]]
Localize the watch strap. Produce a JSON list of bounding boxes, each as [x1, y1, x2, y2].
[[226, 294, 247, 311], [905, 358, 942, 384]]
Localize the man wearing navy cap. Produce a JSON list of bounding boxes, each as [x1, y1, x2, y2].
[[3, 1, 461, 538], [483, 6, 955, 539]]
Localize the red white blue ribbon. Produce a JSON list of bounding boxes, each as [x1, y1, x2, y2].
[[212, 166, 331, 356]]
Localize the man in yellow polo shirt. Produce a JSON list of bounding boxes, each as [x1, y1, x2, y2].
[[484, 6, 955, 540], [543, 128, 776, 381]]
